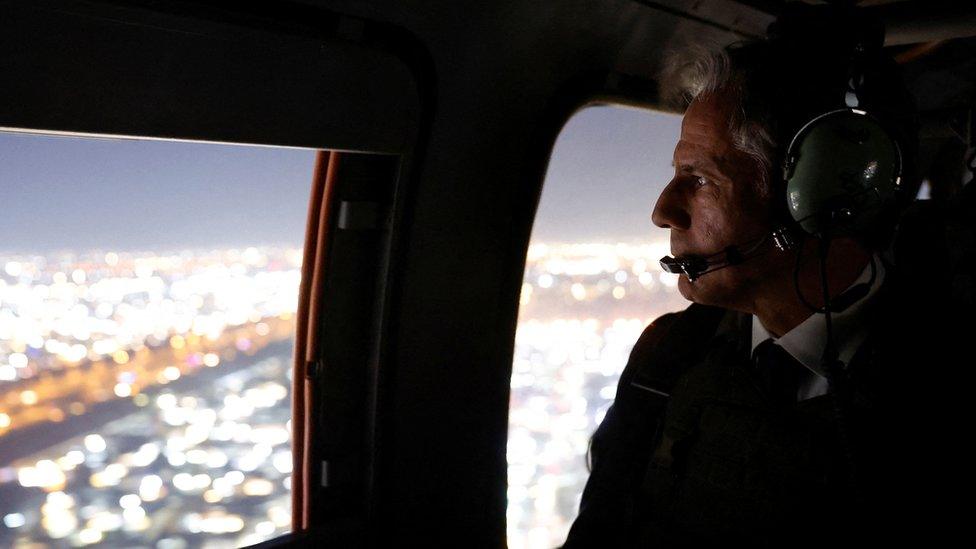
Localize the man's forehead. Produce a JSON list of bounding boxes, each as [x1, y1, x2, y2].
[[673, 94, 735, 164]]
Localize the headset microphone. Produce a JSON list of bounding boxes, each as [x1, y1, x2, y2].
[[659, 226, 797, 281]]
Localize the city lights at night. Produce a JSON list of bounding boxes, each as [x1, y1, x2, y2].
[[507, 241, 685, 549], [0, 241, 684, 548], [0, 247, 301, 548]]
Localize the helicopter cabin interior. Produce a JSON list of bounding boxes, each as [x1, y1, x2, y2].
[[1, 0, 974, 547]]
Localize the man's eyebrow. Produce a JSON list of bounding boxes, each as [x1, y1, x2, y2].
[[672, 158, 722, 176], [671, 160, 699, 172]]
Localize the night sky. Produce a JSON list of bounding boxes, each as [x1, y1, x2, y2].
[[0, 106, 681, 253], [533, 106, 682, 243]]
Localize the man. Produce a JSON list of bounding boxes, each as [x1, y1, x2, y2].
[[563, 9, 963, 548]]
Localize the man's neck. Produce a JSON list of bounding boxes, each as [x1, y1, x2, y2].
[[750, 238, 871, 338]]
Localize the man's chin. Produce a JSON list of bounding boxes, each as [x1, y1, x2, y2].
[[677, 275, 695, 302], [677, 274, 719, 306]]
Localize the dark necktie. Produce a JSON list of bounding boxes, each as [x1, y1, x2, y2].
[[752, 339, 806, 407]]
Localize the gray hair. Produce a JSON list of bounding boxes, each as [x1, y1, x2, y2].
[[659, 12, 920, 252], [660, 34, 918, 213], [660, 43, 777, 197]]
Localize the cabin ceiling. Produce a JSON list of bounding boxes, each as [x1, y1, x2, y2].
[[625, 0, 975, 145], [669, 0, 976, 45]]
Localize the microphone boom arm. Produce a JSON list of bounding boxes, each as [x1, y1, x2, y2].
[[659, 226, 797, 281]]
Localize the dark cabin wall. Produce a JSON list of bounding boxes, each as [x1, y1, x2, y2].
[[0, 1, 421, 152]]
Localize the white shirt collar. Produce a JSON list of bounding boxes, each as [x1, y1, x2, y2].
[[751, 252, 886, 380]]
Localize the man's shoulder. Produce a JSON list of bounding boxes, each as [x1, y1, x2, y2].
[[622, 303, 731, 391], [632, 303, 731, 352], [631, 309, 683, 353]]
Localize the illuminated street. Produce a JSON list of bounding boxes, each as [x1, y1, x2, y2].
[[0, 248, 300, 548]]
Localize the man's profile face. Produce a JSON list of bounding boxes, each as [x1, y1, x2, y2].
[[651, 91, 776, 309]]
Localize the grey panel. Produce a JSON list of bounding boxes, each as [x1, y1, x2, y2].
[[0, 1, 419, 153]]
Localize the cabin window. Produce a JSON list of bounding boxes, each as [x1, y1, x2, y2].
[[507, 106, 685, 548], [0, 130, 313, 547]]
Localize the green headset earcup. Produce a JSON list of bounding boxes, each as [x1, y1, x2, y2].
[[784, 109, 902, 237]]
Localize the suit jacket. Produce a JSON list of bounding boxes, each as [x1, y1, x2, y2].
[[563, 260, 965, 548]]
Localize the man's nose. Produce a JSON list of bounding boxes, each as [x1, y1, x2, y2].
[[651, 178, 691, 230]]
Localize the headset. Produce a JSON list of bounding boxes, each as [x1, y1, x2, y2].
[[659, 15, 904, 284], [657, 9, 907, 507]]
